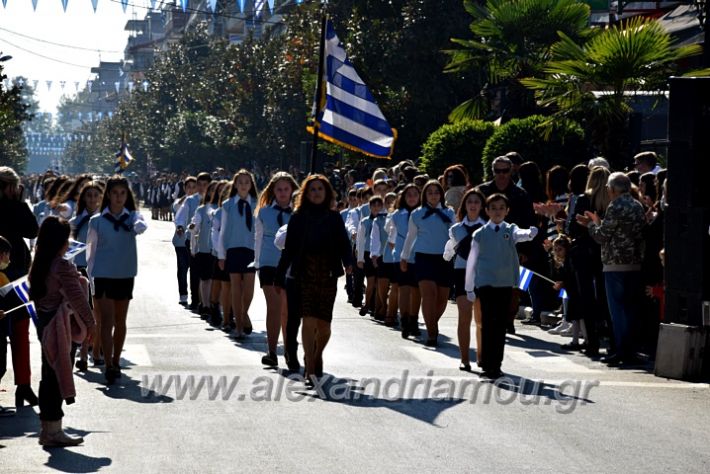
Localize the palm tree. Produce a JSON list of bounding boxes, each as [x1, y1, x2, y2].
[[444, 0, 591, 121], [522, 16, 710, 166]]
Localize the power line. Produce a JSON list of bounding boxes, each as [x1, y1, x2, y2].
[[0, 26, 123, 54], [0, 36, 98, 69]]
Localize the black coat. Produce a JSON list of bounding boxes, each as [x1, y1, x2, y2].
[[0, 198, 39, 280], [275, 206, 353, 286]]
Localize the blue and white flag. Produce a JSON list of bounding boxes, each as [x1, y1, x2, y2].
[[114, 140, 133, 174], [0, 276, 30, 303], [3, 302, 38, 326], [559, 288, 568, 300], [308, 20, 396, 159], [518, 266, 533, 291], [64, 239, 87, 261]]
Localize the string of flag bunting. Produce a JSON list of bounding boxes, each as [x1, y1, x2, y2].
[[0, 0, 304, 14]]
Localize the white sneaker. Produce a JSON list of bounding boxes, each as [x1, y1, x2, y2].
[[548, 322, 564, 334], [550, 321, 572, 335], [559, 325, 575, 337]]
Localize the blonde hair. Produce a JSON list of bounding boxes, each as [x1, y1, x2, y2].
[[585, 166, 611, 214]]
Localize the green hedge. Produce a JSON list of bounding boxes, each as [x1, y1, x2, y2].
[[481, 115, 587, 180], [419, 120, 495, 185]]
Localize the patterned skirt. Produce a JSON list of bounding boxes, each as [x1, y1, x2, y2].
[[299, 254, 338, 323]]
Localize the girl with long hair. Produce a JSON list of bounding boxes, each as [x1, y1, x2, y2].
[[389, 184, 421, 339], [255, 172, 299, 367], [444, 188, 487, 370], [217, 170, 258, 340], [69, 180, 104, 370], [29, 216, 95, 446], [401, 180, 455, 347], [275, 175, 352, 383], [190, 180, 219, 323], [210, 182, 233, 331], [86, 176, 147, 384]]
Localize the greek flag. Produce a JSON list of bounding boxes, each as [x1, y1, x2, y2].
[[114, 141, 133, 174], [308, 20, 396, 159], [64, 239, 87, 261], [518, 267, 533, 291], [0, 276, 30, 304]]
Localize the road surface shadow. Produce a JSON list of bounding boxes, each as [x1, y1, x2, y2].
[[43, 447, 112, 473], [74, 358, 174, 404]]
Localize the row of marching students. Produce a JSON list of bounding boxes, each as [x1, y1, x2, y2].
[[171, 170, 351, 382], [0, 170, 146, 445], [346, 178, 538, 379]]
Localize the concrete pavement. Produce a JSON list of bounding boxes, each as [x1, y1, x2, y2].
[[1, 214, 709, 472]]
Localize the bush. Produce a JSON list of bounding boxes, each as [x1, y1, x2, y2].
[[419, 120, 495, 185], [481, 115, 587, 180]]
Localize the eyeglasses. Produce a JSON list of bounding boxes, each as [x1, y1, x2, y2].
[[493, 168, 511, 174]]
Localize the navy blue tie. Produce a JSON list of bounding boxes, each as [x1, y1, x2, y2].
[[102, 213, 132, 232], [238, 199, 253, 231]]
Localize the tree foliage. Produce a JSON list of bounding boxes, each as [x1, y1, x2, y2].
[[419, 119, 495, 184], [481, 114, 586, 179], [0, 63, 31, 171]]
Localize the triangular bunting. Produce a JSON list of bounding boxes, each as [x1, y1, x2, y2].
[[91, 0, 98, 12], [31, 0, 38, 10], [120, 0, 128, 12], [267, 0, 274, 14], [61, 0, 68, 12], [180, 0, 187, 12]]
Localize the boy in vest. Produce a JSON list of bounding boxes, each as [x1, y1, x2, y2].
[[465, 194, 538, 379]]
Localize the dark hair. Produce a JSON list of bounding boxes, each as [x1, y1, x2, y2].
[[100, 175, 137, 212], [228, 169, 258, 199], [640, 172, 657, 203], [201, 181, 219, 206], [635, 151, 657, 168], [421, 180, 445, 207], [196, 172, 212, 183], [60, 174, 92, 204], [295, 174, 335, 211], [518, 162, 545, 202], [45, 176, 68, 203], [486, 193, 509, 208], [210, 180, 229, 206], [546, 165, 569, 201], [369, 195, 384, 208], [569, 164, 590, 196], [443, 165, 468, 190], [396, 183, 421, 211], [456, 188, 486, 222], [625, 170, 640, 187], [29, 216, 70, 302], [0, 235, 11, 254], [656, 169, 667, 202], [184, 176, 197, 186], [53, 179, 75, 207], [505, 151, 524, 165], [75, 181, 105, 217]]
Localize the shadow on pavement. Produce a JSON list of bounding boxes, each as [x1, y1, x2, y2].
[[75, 359, 174, 404], [44, 447, 111, 472], [0, 405, 39, 444]]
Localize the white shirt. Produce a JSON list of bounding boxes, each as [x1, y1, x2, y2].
[[464, 221, 538, 297]]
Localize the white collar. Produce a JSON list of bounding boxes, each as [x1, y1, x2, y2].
[[101, 207, 130, 218], [463, 216, 486, 226], [486, 220, 506, 230], [271, 201, 291, 209]]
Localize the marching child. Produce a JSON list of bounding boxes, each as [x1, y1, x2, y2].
[[465, 193, 538, 379], [217, 170, 258, 340], [86, 176, 147, 384]]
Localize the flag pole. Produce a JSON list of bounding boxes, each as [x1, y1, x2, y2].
[[310, 8, 328, 174]]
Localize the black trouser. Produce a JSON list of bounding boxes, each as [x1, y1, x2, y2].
[[37, 310, 77, 422], [175, 246, 189, 297], [285, 278, 302, 362], [352, 249, 364, 306], [477, 286, 513, 373], [0, 322, 7, 384]]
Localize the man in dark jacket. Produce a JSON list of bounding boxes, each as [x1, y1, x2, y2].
[[0, 167, 39, 281]]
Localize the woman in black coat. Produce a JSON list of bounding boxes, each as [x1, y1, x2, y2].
[[276, 175, 353, 383], [0, 166, 39, 408]]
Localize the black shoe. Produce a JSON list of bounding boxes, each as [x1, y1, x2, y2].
[[92, 356, 105, 367], [75, 359, 88, 372], [286, 355, 301, 373], [261, 352, 278, 367], [425, 338, 438, 348], [560, 342, 584, 351], [244, 325, 253, 335], [401, 317, 410, 339], [483, 370, 504, 380], [520, 318, 541, 326], [582, 348, 600, 358], [601, 354, 622, 366], [15, 384, 38, 408], [374, 314, 385, 322], [105, 367, 117, 384], [384, 318, 397, 327], [459, 362, 472, 372], [410, 321, 421, 337], [359, 306, 368, 316], [352, 302, 362, 308], [507, 322, 516, 334]]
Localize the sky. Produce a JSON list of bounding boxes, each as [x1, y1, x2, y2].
[[0, 0, 152, 114]]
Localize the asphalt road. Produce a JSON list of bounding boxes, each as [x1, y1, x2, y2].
[[2, 213, 710, 473]]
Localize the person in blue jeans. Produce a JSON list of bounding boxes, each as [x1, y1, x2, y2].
[[577, 172, 646, 366]]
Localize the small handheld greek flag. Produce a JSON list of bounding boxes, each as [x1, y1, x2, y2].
[[0, 276, 30, 304], [308, 20, 397, 159], [518, 267, 533, 291], [64, 239, 87, 261], [114, 140, 133, 174]]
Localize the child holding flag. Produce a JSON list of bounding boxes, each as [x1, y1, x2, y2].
[[465, 194, 538, 379]]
